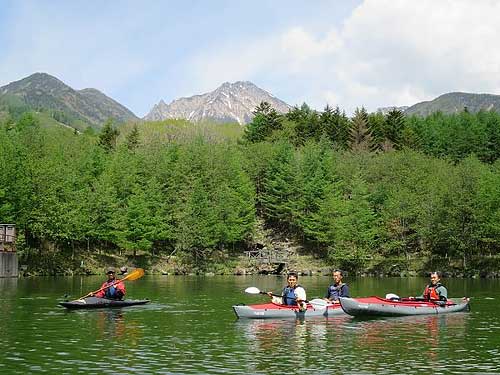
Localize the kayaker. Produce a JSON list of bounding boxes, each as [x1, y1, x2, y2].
[[324, 269, 350, 304], [409, 271, 447, 303], [92, 267, 126, 300], [420, 271, 447, 302], [268, 272, 307, 311]]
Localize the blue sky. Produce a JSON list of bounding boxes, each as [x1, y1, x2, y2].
[[1, 0, 500, 117]]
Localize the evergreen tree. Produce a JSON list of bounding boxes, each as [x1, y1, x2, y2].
[[475, 166, 500, 254], [243, 101, 282, 143], [349, 107, 373, 152], [383, 109, 406, 150], [326, 173, 379, 271], [126, 124, 140, 151], [260, 141, 297, 229], [367, 112, 385, 151], [400, 126, 421, 150], [319, 104, 334, 137], [320, 105, 350, 147], [439, 156, 483, 268], [480, 111, 500, 163], [286, 103, 320, 145], [294, 140, 336, 239], [98, 119, 120, 152], [121, 178, 170, 256]]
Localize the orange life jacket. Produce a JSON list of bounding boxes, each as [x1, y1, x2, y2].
[[423, 284, 441, 300]]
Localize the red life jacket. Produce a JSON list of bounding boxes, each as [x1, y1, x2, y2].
[[423, 284, 440, 300], [95, 280, 126, 299]]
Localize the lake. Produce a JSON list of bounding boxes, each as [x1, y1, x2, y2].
[[0, 275, 499, 374]]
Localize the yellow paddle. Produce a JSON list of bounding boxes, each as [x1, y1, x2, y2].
[[77, 268, 145, 301]]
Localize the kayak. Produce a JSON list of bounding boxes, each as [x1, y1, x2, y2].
[[59, 296, 150, 309], [233, 302, 345, 319], [339, 296, 470, 317]]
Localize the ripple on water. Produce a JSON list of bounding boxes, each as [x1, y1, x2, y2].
[[3, 277, 500, 373]]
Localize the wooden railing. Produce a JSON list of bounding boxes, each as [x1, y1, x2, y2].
[[244, 249, 293, 264]]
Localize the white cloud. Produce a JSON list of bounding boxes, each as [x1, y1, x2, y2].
[[187, 0, 500, 114], [2, 0, 500, 116]]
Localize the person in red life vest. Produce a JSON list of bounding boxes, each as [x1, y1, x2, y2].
[[93, 267, 126, 300], [420, 271, 447, 302]]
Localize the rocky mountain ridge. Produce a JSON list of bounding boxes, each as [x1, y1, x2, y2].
[[145, 81, 291, 124]]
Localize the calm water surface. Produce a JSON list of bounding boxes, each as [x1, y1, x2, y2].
[[0, 276, 499, 374]]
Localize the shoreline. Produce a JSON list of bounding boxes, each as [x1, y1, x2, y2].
[[13, 251, 500, 279]]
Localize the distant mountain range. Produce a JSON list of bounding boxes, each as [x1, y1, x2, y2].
[[145, 81, 291, 124], [404, 92, 500, 116], [2, 73, 500, 132], [0, 73, 138, 129]]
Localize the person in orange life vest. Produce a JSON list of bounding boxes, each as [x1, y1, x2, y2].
[[93, 267, 126, 300], [420, 271, 447, 301]]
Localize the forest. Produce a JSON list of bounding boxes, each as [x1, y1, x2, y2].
[[1, 104, 499, 272]]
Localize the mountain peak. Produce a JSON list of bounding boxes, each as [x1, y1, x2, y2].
[[0, 73, 138, 128], [145, 81, 290, 124], [24, 72, 58, 81], [1, 72, 69, 93]]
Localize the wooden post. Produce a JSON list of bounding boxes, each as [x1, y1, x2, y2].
[[0, 224, 18, 277]]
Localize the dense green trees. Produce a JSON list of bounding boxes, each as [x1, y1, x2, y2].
[[1, 105, 500, 271], [245, 103, 500, 164]]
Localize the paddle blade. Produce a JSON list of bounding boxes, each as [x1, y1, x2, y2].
[[245, 287, 262, 295], [309, 298, 330, 309], [385, 293, 400, 301], [125, 268, 145, 281]]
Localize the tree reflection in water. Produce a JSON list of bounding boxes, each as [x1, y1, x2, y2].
[[234, 313, 469, 373]]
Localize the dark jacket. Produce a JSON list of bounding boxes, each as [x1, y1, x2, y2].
[[325, 283, 349, 301]]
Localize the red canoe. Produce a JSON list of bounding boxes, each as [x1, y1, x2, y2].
[[339, 296, 470, 317]]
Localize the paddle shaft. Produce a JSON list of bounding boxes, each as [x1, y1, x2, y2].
[[246, 287, 328, 307], [261, 291, 319, 305], [80, 276, 129, 300]]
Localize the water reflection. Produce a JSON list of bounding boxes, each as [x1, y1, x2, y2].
[[71, 308, 144, 344], [234, 313, 472, 374], [0, 277, 18, 298], [345, 314, 471, 373], [353, 314, 467, 357], [234, 316, 354, 373]]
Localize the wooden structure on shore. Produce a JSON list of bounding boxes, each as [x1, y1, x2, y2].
[[0, 224, 18, 277], [244, 246, 293, 274]]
